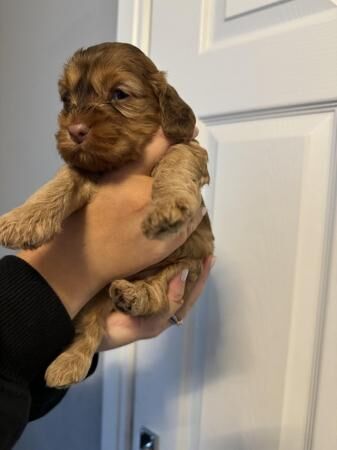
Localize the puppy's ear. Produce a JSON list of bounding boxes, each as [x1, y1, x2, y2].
[[151, 72, 196, 143]]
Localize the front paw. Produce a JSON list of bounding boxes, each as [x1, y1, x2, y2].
[[0, 208, 59, 249], [142, 196, 194, 239]]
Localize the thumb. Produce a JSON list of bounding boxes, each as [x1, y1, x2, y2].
[[167, 269, 189, 315]]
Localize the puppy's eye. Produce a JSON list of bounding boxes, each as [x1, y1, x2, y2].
[[61, 93, 70, 104], [61, 93, 72, 111], [111, 89, 129, 101]]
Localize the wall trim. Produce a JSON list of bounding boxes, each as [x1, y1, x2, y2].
[[200, 100, 337, 125], [117, 0, 153, 54]]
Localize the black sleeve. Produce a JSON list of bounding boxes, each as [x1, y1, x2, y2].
[[28, 353, 99, 422], [0, 255, 98, 450]]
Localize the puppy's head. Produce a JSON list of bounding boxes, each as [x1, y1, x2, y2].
[[56, 42, 195, 172]]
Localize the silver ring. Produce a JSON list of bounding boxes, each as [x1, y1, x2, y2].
[[169, 314, 184, 326]]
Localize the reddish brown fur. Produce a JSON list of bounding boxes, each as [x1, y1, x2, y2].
[[56, 42, 195, 172], [0, 43, 214, 388]]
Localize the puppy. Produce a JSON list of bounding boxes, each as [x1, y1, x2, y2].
[[0, 42, 214, 387]]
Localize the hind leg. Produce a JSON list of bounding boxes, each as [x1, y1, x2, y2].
[[45, 289, 112, 388], [110, 259, 203, 317]]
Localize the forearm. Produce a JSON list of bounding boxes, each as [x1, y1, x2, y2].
[[0, 378, 31, 450], [17, 208, 107, 319], [18, 243, 98, 320], [0, 255, 75, 447], [0, 256, 74, 381]]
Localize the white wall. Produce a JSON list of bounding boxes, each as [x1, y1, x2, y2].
[[0, 0, 118, 448]]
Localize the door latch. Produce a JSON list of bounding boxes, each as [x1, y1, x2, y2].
[[139, 427, 159, 450]]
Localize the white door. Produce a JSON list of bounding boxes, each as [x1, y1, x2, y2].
[[102, 1, 337, 449]]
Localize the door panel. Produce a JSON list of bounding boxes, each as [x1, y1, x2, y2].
[[225, 0, 292, 19], [150, 0, 337, 113], [213, 0, 336, 41], [114, 1, 337, 449], [199, 112, 336, 450]]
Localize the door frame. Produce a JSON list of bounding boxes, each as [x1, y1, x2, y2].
[[100, 3, 152, 450]]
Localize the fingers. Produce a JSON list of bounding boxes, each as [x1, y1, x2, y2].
[[139, 269, 189, 339], [165, 255, 215, 329], [100, 256, 215, 348], [177, 256, 215, 320], [166, 268, 189, 316], [143, 128, 171, 168], [192, 126, 199, 139], [187, 206, 207, 236]]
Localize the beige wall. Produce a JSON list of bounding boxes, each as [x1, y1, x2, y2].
[[0, 0, 118, 449]]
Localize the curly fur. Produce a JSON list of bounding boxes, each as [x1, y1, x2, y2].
[[0, 42, 214, 388]]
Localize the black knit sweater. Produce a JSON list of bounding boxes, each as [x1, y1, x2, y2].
[[0, 256, 98, 450]]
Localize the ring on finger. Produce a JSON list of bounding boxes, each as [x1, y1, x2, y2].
[[169, 314, 184, 326]]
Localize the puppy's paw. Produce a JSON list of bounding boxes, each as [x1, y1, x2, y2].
[[110, 279, 160, 316], [0, 207, 60, 249], [142, 196, 194, 239], [45, 352, 92, 389], [110, 280, 142, 316], [0, 210, 33, 249], [110, 279, 169, 316]]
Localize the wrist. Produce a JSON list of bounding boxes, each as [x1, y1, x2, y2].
[[17, 238, 100, 319]]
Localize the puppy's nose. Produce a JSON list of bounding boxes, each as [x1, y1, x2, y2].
[[68, 123, 90, 144]]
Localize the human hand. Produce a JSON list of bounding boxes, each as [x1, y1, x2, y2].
[[98, 255, 215, 351], [18, 127, 204, 318]]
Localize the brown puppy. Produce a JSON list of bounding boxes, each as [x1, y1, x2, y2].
[[0, 42, 214, 387]]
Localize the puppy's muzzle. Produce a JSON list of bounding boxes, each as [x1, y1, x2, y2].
[[68, 123, 90, 144]]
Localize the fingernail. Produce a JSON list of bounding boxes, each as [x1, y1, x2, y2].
[[181, 268, 189, 282], [202, 207, 207, 216], [210, 256, 216, 269]]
